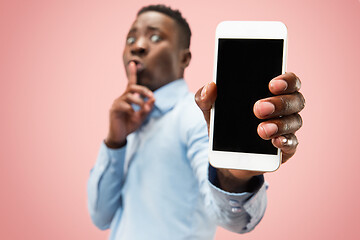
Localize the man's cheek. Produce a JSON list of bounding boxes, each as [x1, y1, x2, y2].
[[156, 51, 174, 71]]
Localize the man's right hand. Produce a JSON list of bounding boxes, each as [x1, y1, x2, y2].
[[105, 62, 155, 148]]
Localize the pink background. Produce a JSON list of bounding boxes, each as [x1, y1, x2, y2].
[[1, 0, 359, 239]]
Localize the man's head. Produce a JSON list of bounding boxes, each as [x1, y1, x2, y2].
[[123, 5, 192, 91], [137, 5, 191, 49]]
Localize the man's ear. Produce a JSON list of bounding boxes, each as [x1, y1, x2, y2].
[[180, 49, 192, 69]]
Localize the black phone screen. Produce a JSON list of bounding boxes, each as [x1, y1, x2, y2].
[[213, 38, 284, 155]]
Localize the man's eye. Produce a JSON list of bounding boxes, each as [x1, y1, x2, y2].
[[150, 34, 161, 43], [126, 37, 136, 45]]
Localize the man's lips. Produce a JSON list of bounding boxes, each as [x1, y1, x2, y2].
[[128, 60, 145, 72]]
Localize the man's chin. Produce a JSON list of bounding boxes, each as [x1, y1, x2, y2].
[[136, 76, 153, 91]]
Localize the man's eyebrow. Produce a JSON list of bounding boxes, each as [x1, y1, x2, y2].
[[128, 28, 137, 34], [147, 26, 160, 31], [127, 26, 162, 35]]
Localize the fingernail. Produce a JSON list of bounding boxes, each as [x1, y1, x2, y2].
[[201, 83, 209, 100], [270, 80, 288, 92], [257, 101, 275, 117], [261, 123, 278, 138]]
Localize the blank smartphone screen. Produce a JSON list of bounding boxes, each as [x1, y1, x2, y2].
[[213, 38, 284, 154]]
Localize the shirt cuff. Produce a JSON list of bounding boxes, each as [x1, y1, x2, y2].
[[208, 164, 266, 213], [242, 181, 268, 230], [97, 141, 127, 176]]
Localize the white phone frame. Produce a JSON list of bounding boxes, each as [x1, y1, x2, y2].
[[209, 21, 288, 172]]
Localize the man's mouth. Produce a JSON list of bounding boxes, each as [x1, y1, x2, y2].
[[129, 60, 145, 72]]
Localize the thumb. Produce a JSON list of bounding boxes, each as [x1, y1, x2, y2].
[[195, 82, 217, 133]]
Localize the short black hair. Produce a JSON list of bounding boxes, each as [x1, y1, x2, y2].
[[137, 4, 191, 49]]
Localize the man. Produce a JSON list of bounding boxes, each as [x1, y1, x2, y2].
[[87, 4, 305, 240]]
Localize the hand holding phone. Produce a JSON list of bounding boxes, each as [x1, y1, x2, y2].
[[195, 21, 305, 187], [209, 21, 288, 172]]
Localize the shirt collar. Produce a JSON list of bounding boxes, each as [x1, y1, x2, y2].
[[151, 79, 188, 117]]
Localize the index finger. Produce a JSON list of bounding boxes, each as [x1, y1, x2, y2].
[[128, 61, 137, 86], [269, 72, 301, 95]]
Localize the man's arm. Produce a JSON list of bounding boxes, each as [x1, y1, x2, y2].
[[88, 62, 155, 229], [190, 72, 304, 233], [87, 142, 126, 229], [183, 99, 268, 233]]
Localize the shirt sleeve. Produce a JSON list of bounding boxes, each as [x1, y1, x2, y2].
[[184, 101, 268, 234], [87, 141, 126, 230]]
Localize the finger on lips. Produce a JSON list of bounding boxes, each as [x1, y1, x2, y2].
[[128, 61, 137, 85], [127, 61, 155, 101]]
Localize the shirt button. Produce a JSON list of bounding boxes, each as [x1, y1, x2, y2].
[[229, 199, 240, 207], [231, 207, 242, 213]]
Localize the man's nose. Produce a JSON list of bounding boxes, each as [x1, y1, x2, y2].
[[130, 37, 148, 56]]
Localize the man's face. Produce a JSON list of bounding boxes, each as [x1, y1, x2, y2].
[[123, 11, 185, 91]]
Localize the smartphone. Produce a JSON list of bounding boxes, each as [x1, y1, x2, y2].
[[209, 21, 287, 172]]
